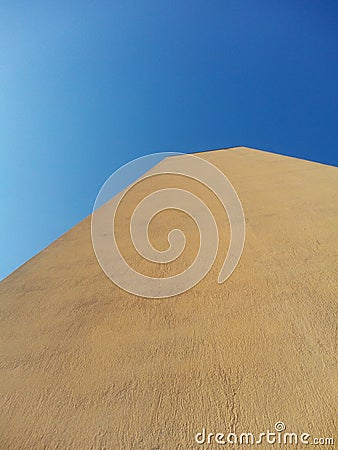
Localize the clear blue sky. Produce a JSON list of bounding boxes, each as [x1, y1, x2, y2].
[[1, 1, 337, 280]]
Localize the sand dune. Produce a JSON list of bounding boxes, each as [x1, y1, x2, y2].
[[0, 147, 337, 449]]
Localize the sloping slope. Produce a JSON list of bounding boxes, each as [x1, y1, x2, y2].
[[1, 147, 337, 449]]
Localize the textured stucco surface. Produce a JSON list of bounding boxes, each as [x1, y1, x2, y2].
[[1, 147, 337, 449]]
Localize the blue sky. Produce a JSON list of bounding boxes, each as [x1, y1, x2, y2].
[[1, 0, 337, 280]]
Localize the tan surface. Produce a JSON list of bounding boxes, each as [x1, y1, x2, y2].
[[0, 147, 337, 449]]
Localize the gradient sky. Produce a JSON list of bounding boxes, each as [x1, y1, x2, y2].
[[1, 1, 337, 280]]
